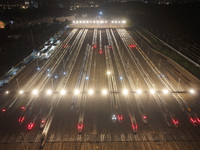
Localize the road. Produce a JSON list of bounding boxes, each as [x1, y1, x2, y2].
[[0, 28, 200, 150]]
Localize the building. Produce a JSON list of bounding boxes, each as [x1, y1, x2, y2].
[[70, 0, 127, 10], [0, 0, 38, 9]]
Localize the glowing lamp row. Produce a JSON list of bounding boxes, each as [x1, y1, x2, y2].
[[72, 20, 126, 24]]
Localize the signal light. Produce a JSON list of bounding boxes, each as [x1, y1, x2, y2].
[[172, 118, 179, 125], [129, 44, 136, 48], [197, 117, 200, 124], [99, 50, 103, 54], [117, 115, 123, 121], [109, 46, 112, 49], [78, 124, 83, 129], [2, 109, 6, 112], [132, 123, 138, 130], [18, 116, 25, 123], [93, 45, 97, 48], [41, 120, 45, 123], [143, 116, 147, 119], [28, 123, 34, 130], [21, 106, 26, 111], [190, 117, 197, 123]]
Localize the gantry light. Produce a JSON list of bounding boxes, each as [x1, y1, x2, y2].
[[73, 20, 126, 24], [122, 20, 126, 24]]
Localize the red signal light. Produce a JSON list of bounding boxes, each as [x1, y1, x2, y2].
[[143, 116, 147, 119], [78, 124, 83, 129], [129, 44, 136, 48], [21, 106, 26, 111], [93, 45, 97, 48], [109, 46, 112, 49], [172, 118, 179, 125], [117, 115, 123, 121], [197, 117, 200, 124], [132, 123, 138, 130], [18, 116, 25, 123], [41, 120, 45, 123], [99, 50, 103, 54], [190, 117, 197, 123], [2, 109, 6, 112], [28, 123, 34, 130]]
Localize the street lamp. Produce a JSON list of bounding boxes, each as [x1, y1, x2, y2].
[[32, 89, 38, 95], [5, 91, 9, 94], [150, 89, 155, 94], [189, 89, 195, 94], [123, 89, 128, 95], [74, 89, 80, 95], [107, 71, 111, 75], [162, 89, 169, 94], [60, 89, 66, 95], [102, 89, 108, 95], [46, 89, 52, 95], [19, 90, 24, 94], [88, 89, 94, 95], [136, 89, 142, 94]]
